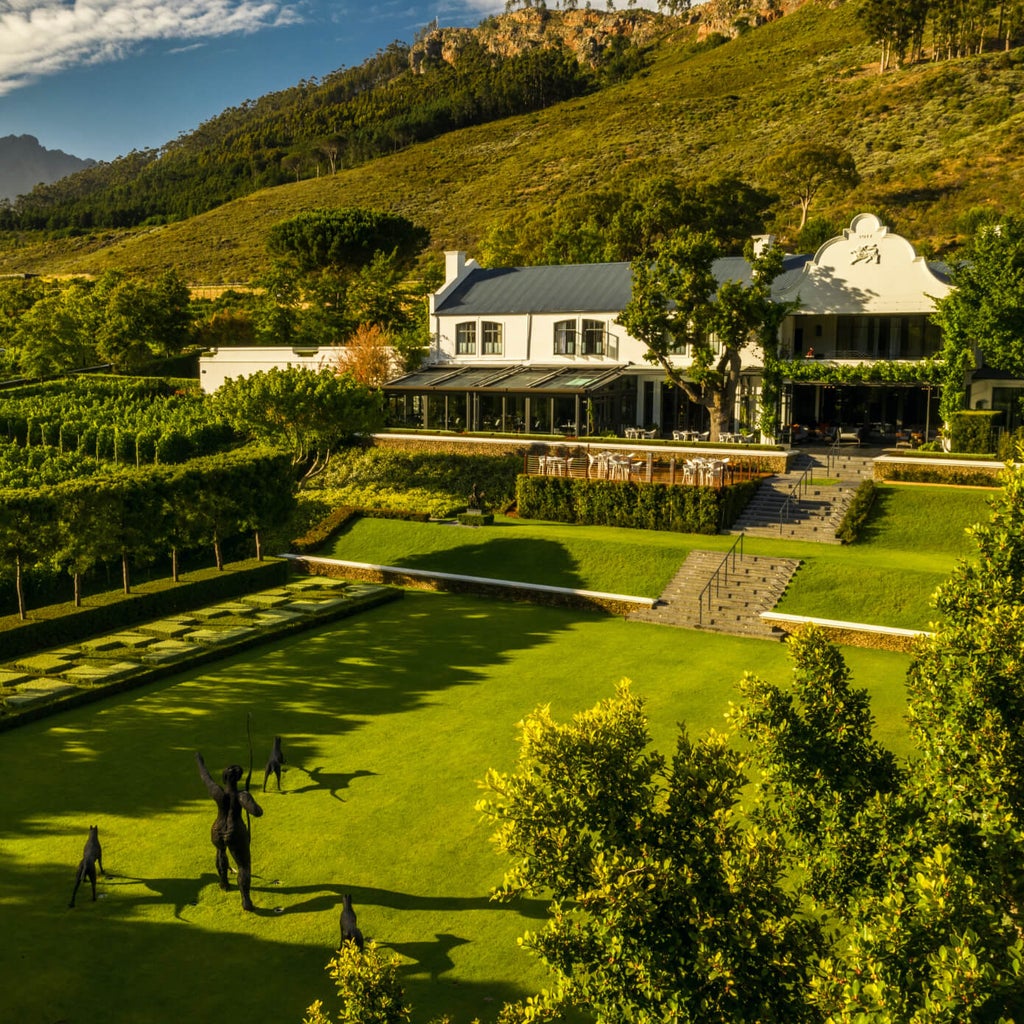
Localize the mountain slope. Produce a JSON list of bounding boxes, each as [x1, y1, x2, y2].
[[2, 0, 1022, 281]]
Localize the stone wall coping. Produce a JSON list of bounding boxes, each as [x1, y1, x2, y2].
[[375, 432, 787, 458], [761, 611, 932, 638], [282, 553, 656, 607], [875, 454, 1004, 469]]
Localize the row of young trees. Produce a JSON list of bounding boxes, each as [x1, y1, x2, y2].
[[310, 461, 1024, 1023], [859, 0, 1024, 69], [0, 446, 295, 618]]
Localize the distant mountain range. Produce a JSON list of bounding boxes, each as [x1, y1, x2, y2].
[[0, 135, 95, 203]]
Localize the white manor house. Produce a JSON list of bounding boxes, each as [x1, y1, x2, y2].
[[201, 214, 1018, 443]]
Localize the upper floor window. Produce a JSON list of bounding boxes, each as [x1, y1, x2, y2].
[[481, 321, 503, 355], [456, 322, 476, 355], [554, 319, 576, 355], [581, 319, 605, 356]]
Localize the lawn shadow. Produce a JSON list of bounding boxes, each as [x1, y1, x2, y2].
[[101, 872, 206, 919], [258, 880, 548, 922], [380, 932, 472, 980], [284, 765, 378, 801], [395, 536, 586, 591], [0, 589, 602, 828]]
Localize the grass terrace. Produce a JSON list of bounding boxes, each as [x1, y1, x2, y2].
[[0, 592, 912, 1024], [315, 484, 993, 629]]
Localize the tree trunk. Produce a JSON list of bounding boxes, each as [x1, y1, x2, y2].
[[214, 535, 223, 571], [171, 547, 179, 583], [15, 552, 26, 621], [122, 550, 131, 594], [255, 530, 263, 562], [74, 572, 82, 608]]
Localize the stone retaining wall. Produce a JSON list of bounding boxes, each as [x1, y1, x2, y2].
[[761, 611, 931, 653], [286, 554, 655, 617]]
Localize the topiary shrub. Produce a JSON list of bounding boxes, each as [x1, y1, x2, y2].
[[949, 410, 1000, 454]]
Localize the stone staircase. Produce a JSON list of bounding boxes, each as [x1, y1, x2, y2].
[[724, 448, 877, 543], [628, 449, 878, 637], [628, 548, 802, 640]]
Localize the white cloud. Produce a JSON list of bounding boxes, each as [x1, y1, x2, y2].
[[0, 0, 303, 96]]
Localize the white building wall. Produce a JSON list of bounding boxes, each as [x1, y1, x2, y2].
[[198, 346, 338, 393]]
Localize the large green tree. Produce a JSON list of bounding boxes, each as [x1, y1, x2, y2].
[[215, 366, 384, 486], [617, 231, 790, 441], [760, 144, 860, 233], [932, 217, 1024, 422], [267, 208, 428, 277]]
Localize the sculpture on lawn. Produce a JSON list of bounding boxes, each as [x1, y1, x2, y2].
[[195, 752, 263, 911], [69, 825, 105, 907]]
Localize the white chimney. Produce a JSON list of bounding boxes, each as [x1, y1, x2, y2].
[[752, 234, 777, 257], [445, 250, 467, 286]]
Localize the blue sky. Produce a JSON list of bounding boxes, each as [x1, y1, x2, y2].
[[0, 0, 505, 163]]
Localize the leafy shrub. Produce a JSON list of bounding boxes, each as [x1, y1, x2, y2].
[[316, 447, 522, 517], [835, 480, 877, 544], [949, 410, 1000, 454]]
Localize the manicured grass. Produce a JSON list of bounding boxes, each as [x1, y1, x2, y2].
[[316, 484, 994, 628], [0, 592, 911, 1024]]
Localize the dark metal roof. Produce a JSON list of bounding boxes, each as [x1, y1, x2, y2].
[[385, 364, 629, 394], [435, 254, 814, 316], [435, 263, 634, 316]]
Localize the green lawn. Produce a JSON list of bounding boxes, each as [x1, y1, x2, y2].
[[0, 593, 911, 1024], [317, 485, 995, 629]]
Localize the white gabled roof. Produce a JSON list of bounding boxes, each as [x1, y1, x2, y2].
[[776, 213, 952, 315]]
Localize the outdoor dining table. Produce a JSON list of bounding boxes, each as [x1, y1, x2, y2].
[[673, 430, 699, 441]]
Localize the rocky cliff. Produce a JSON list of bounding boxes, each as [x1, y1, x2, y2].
[[409, 9, 670, 72], [408, 1, 823, 71]]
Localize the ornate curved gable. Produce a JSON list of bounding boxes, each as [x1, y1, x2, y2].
[[775, 213, 951, 315]]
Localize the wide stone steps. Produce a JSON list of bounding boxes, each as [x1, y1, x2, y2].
[[628, 549, 802, 639], [724, 449, 876, 543]]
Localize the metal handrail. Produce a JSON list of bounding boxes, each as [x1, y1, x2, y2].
[[826, 433, 841, 477], [697, 533, 744, 625], [779, 465, 813, 533]]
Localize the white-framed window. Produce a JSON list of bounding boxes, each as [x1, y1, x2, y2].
[[581, 319, 605, 356], [554, 319, 577, 355], [481, 321, 503, 355], [456, 322, 476, 355]]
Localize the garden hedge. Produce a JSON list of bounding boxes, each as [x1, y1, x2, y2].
[[515, 475, 760, 534], [0, 557, 289, 661]]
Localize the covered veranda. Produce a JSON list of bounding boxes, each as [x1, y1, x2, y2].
[[384, 364, 637, 435]]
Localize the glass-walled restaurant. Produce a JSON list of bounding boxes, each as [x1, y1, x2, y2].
[[384, 365, 637, 436]]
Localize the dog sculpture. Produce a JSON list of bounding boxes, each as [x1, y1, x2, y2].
[[340, 893, 364, 950], [69, 825, 104, 908], [263, 735, 286, 792]]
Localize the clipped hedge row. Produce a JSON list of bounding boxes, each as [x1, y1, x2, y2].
[[835, 480, 877, 544], [874, 461, 1004, 486], [0, 558, 288, 661], [515, 475, 759, 534]]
